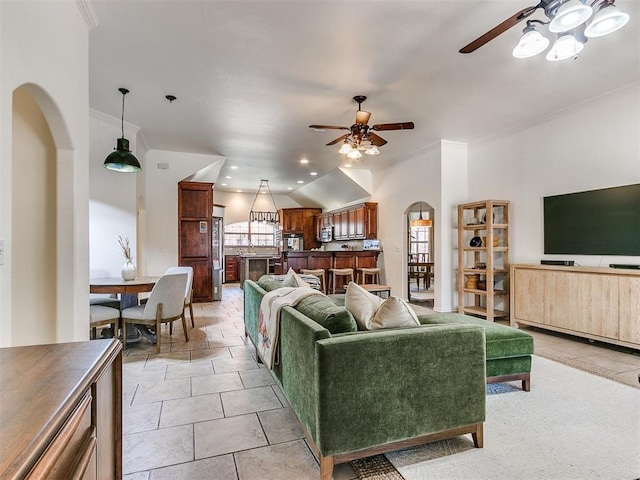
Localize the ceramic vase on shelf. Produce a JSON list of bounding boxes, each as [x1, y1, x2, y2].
[[121, 260, 137, 281]]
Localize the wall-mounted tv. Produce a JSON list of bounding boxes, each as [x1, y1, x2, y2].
[[543, 183, 640, 256]]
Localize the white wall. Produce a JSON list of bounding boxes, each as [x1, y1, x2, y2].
[[373, 142, 451, 309], [0, 1, 90, 346], [144, 149, 225, 275], [89, 111, 140, 278], [468, 83, 640, 267], [11, 88, 57, 345]]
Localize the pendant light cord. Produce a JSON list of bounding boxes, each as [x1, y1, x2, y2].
[[121, 91, 125, 138]]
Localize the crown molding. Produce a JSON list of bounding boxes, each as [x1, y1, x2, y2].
[[75, 0, 98, 30], [90, 108, 141, 135]]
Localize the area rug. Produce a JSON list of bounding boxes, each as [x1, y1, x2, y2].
[[386, 355, 640, 479], [350, 454, 405, 480]]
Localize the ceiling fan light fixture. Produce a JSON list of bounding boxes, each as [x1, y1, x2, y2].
[[347, 148, 362, 159], [546, 32, 584, 61], [585, 1, 630, 37], [549, 0, 593, 33], [355, 110, 372, 125], [365, 146, 380, 155], [513, 25, 550, 58], [339, 142, 353, 154], [104, 88, 141, 173]]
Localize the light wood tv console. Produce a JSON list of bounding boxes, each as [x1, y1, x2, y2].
[[510, 264, 640, 350]]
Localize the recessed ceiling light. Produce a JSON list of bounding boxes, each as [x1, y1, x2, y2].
[[230, 165, 238, 169], [287, 187, 293, 190], [221, 183, 228, 186], [236, 189, 242, 193], [225, 176, 232, 179], [344, 163, 352, 168], [297, 180, 304, 184], [300, 159, 309, 164], [310, 172, 317, 176]]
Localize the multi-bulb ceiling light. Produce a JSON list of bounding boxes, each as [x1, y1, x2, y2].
[[512, 0, 630, 61], [338, 139, 380, 159]]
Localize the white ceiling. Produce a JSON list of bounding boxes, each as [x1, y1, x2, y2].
[[89, 0, 640, 196]]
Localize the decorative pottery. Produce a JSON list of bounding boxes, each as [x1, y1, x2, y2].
[[464, 274, 480, 289], [121, 261, 137, 280]]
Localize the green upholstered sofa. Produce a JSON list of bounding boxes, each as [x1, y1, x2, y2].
[[243, 278, 487, 480]]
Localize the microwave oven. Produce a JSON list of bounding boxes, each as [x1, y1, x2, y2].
[[320, 225, 333, 242]]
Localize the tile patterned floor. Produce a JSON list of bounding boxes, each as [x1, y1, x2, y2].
[[122, 284, 640, 479], [121, 284, 357, 480]]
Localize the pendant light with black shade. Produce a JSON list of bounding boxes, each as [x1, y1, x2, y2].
[[104, 88, 141, 172]]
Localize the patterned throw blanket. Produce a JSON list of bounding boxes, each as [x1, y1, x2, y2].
[[257, 287, 324, 369]]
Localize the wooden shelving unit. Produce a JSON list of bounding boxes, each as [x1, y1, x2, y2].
[[457, 200, 510, 322]]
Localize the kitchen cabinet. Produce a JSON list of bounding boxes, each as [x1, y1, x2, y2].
[[279, 207, 322, 249], [178, 181, 214, 302], [316, 203, 378, 241], [225, 255, 241, 283]]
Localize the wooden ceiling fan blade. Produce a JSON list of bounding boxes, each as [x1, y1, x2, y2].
[[458, 4, 540, 54], [326, 134, 350, 146], [355, 110, 371, 125], [372, 122, 414, 131], [309, 124, 350, 130], [368, 132, 388, 147]]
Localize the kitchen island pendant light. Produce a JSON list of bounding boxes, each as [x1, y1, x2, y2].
[[104, 88, 141, 173]]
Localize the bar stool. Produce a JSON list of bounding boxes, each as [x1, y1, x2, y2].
[[301, 268, 327, 293], [356, 267, 381, 285], [90, 305, 121, 340], [329, 268, 354, 294]]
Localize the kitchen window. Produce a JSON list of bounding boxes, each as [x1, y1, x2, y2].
[[224, 221, 277, 247]]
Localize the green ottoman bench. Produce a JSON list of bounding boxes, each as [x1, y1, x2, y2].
[[420, 313, 533, 391], [329, 295, 533, 391]]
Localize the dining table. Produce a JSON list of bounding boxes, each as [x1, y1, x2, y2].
[[407, 262, 434, 301], [90, 276, 160, 342]]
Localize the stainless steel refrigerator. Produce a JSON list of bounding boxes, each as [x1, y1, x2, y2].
[[212, 207, 224, 300]]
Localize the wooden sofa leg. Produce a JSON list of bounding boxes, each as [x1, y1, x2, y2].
[[319, 455, 334, 480], [523, 373, 531, 392], [472, 423, 484, 448]]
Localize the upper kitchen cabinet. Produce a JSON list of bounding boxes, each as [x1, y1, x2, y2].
[[320, 202, 378, 241], [279, 207, 322, 249]]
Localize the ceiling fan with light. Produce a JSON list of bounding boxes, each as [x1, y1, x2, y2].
[[459, 0, 630, 61], [309, 96, 414, 159]]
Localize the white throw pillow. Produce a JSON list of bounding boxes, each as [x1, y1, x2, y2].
[[283, 268, 311, 288], [369, 296, 420, 330], [345, 282, 384, 330]]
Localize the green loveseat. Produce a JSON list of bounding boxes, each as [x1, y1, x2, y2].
[[244, 278, 486, 480]]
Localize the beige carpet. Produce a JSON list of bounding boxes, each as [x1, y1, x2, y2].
[[385, 355, 640, 479]]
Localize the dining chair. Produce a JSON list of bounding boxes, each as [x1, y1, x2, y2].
[[89, 305, 120, 340], [121, 273, 188, 354], [164, 266, 195, 328]]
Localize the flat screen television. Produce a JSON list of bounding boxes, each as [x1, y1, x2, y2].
[[543, 183, 640, 256]]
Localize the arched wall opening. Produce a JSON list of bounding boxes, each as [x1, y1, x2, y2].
[[10, 84, 76, 345], [405, 201, 435, 307]]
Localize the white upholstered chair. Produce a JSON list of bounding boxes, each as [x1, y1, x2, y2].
[[89, 305, 121, 340], [165, 266, 195, 328], [121, 273, 188, 353]]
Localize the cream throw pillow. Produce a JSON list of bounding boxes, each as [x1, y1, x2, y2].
[[369, 296, 420, 330], [283, 268, 311, 288], [345, 282, 384, 330]]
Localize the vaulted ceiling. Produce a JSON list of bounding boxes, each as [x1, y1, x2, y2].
[[89, 0, 640, 196]]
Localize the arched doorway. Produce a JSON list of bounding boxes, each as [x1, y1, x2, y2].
[[406, 201, 434, 306], [10, 84, 75, 345]]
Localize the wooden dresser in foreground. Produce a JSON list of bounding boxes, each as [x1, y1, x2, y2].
[[0, 339, 123, 479]]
